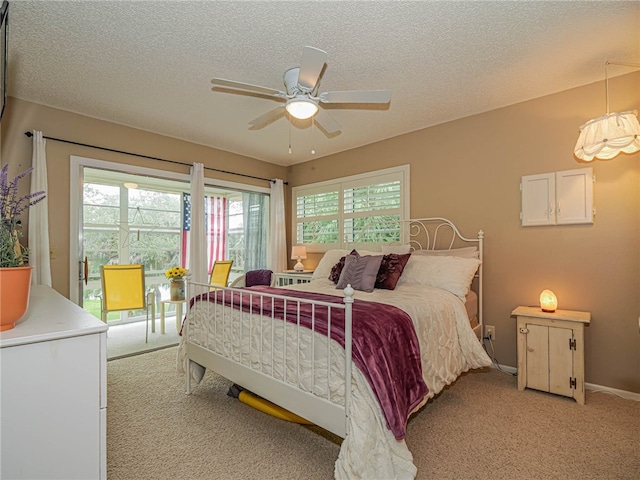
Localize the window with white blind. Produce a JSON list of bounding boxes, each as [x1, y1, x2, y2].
[[292, 165, 409, 252]]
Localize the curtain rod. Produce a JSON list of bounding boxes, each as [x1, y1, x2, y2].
[[23, 131, 286, 185]]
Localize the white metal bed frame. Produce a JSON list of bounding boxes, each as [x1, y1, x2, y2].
[[184, 283, 355, 437], [403, 217, 484, 340], [183, 217, 483, 440]]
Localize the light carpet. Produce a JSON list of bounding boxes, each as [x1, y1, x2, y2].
[[107, 347, 639, 479], [107, 318, 181, 360]]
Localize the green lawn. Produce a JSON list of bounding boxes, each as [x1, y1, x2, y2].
[[83, 298, 142, 321], [83, 299, 104, 320]]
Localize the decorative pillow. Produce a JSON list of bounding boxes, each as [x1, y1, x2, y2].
[[327, 249, 358, 284], [381, 244, 411, 255], [328, 258, 346, 283], [336, 252, 383, 293], [375, 253, 411, 290], [412, 246, 479, 259], [314, 248, 376, 282], [311, 249, 350, 281], [398, 255, 481, 299], [245, 269, 273, 287]]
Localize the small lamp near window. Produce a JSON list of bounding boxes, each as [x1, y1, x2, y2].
[[540, 289, 558, 313], [291, 246, 307, 272]]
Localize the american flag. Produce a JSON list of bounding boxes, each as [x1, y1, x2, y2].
[[207, 196, 227, 273], [181, 192, 226, 273]]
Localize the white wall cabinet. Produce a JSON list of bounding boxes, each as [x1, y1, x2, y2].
[[512, 306, 590, 405], [1, 285, 108, 479], [521, 167, 594, 226]]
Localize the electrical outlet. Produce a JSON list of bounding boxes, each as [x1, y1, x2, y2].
[[485, 325, 496, 341]]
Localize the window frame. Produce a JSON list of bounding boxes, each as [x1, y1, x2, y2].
[[69, 156, 270, 305], [291, 165, 410, 253]]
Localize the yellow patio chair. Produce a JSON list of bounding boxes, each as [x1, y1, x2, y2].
[[209, 260, 233, 289], [100, 264, 155, 343]]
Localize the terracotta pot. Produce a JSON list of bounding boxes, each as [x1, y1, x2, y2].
[[0, 266, 33, 331]]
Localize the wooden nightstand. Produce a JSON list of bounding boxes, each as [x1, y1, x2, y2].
[[275, 270, 314, 286], [512, 306, 591, 405]]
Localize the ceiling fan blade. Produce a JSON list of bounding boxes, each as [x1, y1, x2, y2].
[[297, 46, 327, 92], [319, 90, 391, 104], [314, 109, 341, 135], [211, 78, 284, 97], [248, 107, 285, 129]]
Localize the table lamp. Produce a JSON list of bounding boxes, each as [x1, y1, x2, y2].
[[291, 246, 307, 272], [540, 289, 558, 313]]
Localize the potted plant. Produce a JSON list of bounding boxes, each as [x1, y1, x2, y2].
[[165, 266, 188, 301], [0, 163, 46, 331]]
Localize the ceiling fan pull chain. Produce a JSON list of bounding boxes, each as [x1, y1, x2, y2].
[[311, 116, 316, 155]]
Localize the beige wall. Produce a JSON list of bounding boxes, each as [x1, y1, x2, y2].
[[1, 97, 286, 298], [2, 72, 638, 394], [287, 72, 640, 393]]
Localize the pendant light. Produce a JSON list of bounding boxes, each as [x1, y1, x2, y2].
[[574, 61, 640, 161]]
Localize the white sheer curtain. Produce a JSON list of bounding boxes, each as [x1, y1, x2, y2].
[[269, 179, 287, 272], [242, 192, 268, 271], [189, 163, 207, 284], [28, 131, 52, 286]]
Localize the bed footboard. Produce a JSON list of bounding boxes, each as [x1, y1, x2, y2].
[[183, 281, 355, 438]]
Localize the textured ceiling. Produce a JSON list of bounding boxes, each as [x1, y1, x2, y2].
[[7, 1, 640, 166]]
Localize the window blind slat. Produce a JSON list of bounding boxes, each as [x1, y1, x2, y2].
[[292, 167, 408, 250]]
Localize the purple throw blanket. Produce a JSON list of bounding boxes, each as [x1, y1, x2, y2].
[[198, 286, 428, 440]]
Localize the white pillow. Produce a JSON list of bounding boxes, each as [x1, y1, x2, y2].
[[398, 255, 481, 299], [311, 249, 350, 281], [381, 244, 411, 254], [412, 246, 479, 259]]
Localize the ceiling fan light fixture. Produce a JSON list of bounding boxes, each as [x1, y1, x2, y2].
[[285, 97, 319, 120]]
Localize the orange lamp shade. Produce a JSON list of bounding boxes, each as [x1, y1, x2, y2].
[[540, 289, 558, 313]]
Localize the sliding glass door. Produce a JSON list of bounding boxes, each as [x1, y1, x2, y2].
[[70, 157, 270, 323]]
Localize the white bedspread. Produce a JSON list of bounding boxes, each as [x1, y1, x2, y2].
[[178, 279, 490, 479]]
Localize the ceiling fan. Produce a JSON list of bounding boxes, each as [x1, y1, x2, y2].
[[211, 46, 391, 135]]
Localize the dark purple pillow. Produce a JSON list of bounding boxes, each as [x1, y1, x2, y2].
[[245, 269, 273, 287], [328, 249, 358, 284], [375, 253, 411, 290]]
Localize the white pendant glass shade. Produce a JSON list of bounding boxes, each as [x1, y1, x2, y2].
[[574, 110, 640, 161], [285, 97, 319, 120]]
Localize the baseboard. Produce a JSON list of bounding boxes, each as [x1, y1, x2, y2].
[[490, 364, 640, 401], [585, 382, 640, 402], [489, 363, 517, 375]]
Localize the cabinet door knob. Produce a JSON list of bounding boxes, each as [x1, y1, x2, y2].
[[519, 327, 529, 334], [527, 346, 535, 352]]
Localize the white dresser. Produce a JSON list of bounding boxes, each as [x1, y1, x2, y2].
[[0, 285, 108, 479]]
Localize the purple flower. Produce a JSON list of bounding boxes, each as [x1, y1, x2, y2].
[[1, 164, 47, 267]]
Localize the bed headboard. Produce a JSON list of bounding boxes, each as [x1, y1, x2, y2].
[[404, 217, 483, 255], [404, 217, 484, 340]]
